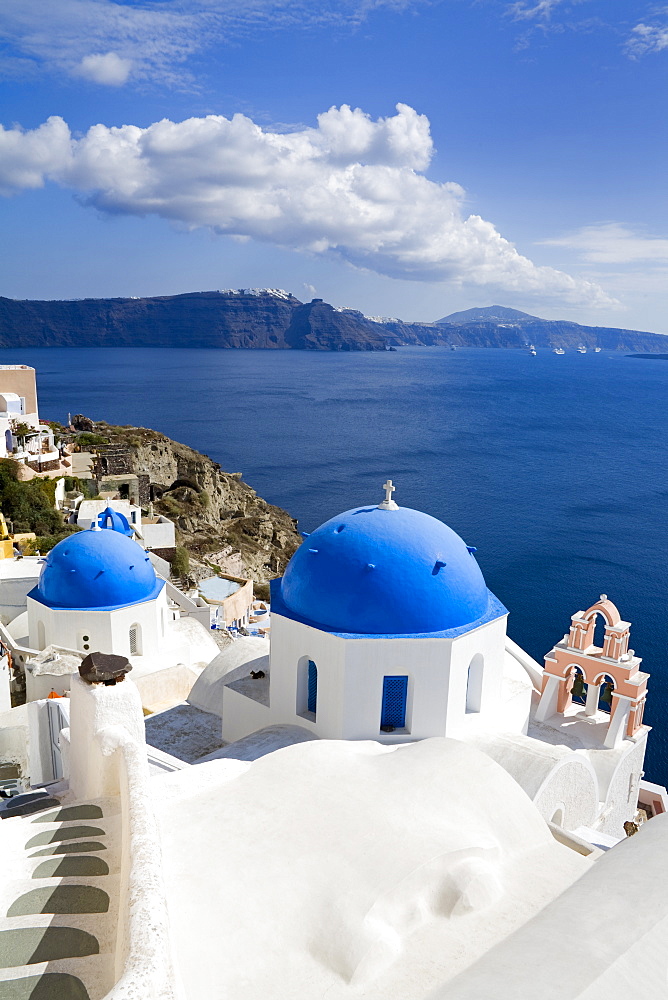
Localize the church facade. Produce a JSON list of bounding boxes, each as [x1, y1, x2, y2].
[[197, 481, 656, 839]]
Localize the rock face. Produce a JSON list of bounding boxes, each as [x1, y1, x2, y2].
[[0, 290, 386, 352], [285, 301, 386, 351], [91, 424, 302, 586], [3, 291, 666, 352]]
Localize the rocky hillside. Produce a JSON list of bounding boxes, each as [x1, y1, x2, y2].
[[78, 422, 302, 590], [0, 289, 385, 351], [377, 305, 667, 352], [2, 291, 666, 352]]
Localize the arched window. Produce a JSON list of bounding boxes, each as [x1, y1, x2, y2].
[[37, 621, 46, 650], [569, 666, 588, 706], [129, 623, 142, 656], [466, 654, 484, 714], [296, 655, 317, 719], [596, 674, 615, 713], [307, 660, 318, 714], [380, 675, 408, 731]]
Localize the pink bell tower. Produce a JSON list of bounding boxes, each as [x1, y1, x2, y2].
[[535, 596, 649, 748]]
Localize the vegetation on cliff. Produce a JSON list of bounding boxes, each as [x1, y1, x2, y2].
[[90, 422, 302, 591]]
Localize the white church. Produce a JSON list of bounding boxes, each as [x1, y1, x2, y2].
[[190, 480, 657, 839], [0, 480, 666, 1000], [2, 507, 218, 707]]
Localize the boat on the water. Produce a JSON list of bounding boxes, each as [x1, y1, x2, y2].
[[527, 344, 537, 355], [553, 348, 565, 355], [450, 345, 457, 351], [577, 345, 587, 354], [594, 347, 602, 353]]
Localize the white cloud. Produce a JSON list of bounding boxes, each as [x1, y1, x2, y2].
[[541, 223, 668, 264], [0, 0, 423, 87], [626, 18, 668, 56], [75, 51, 133, 85], [0, 105, 612, 305], [507, 0, 568, 20]]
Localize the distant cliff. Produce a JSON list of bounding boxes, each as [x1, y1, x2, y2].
[[376, 305, 668, 352], [1, 292, 666, 353], [0, 290, 385, 352]]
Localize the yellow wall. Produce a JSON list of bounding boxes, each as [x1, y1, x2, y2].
[[0, 366, 38, 416]]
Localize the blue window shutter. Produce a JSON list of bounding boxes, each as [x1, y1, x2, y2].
[[307, 660, 318, 714], [381, 676, 408, 728]]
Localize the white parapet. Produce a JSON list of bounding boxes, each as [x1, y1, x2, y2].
[[68, 672, 145, 800]]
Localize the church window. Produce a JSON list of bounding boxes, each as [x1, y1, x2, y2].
[[307, 661, 318, 714], [37, 621, 46, 650], [466, 654, 484, 714], [380, 675, 408, 730], [296, 655, 317, 720], [129, 624, 142, 656], [79, 633, 91, 652]]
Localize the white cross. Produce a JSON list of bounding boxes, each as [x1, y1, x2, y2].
[[378, 478, 398, 510]]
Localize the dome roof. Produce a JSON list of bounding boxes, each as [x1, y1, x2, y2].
[[32, 526, 164, 611], [97, 506, 134, 537], [280, 503, 490, 635]]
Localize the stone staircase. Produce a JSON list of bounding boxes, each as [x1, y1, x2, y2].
[[0, 798, 120, 1000]]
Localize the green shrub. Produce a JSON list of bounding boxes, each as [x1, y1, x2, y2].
[[25, 526, 82, 554], [171, 546, 190, 580], [75, 432, 109, 448], [0, 459, 63, 534]]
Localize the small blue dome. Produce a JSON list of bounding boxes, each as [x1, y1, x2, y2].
[[32, 527, 163, 611], [280, 504, 490, 635], [97, 506, 134, 537]]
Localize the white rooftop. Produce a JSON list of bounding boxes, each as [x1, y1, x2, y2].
[[152, 738, 590, 1000]]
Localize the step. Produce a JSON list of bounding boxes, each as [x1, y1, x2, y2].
[[25, 827, 107, 851], [29, 842, 107, 858], [0, 926, 99, 967], [0, 952, 114, 1000], [0, 971, 90, 999], [7, 886, 110, 918], [30, 807, 103, 825]]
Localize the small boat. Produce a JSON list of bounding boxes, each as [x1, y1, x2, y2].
[[528, 347, 537, 356], [594, 347, 602, 353], [553, 348, 565, 355], [450, 345, 457, 351], [577, 345, 587, 354]]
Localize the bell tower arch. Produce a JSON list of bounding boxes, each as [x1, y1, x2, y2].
[[535, 596, 648, 748]]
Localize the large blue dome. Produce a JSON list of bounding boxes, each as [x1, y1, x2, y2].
[[31, 527, 164, 611], [280, 504, 490, 635]]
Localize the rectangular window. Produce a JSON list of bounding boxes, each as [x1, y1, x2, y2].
[[129, 627, 138, 656], [381, 675, 408, 730]]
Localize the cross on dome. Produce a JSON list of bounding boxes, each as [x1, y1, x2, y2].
[[378, 479, 399, 511]]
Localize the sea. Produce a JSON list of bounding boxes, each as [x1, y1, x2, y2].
[[4, 345, 668, 783]]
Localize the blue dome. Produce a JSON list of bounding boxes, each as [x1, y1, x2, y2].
[[97, 506, 134, 537], [280, 504, 490, 635], [32, 527, 164, 611]]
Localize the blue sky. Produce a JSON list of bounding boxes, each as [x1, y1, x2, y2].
[[1, 0, 667, 330]]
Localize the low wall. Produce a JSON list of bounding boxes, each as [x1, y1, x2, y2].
[[66, 675, 184, 999], [104, 730, 184, 1000]]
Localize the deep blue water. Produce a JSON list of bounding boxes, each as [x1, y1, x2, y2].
[[4, 346, 668, 782]]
